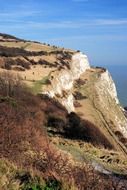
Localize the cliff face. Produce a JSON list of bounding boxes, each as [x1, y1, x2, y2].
[[95, 70, 127, 138], [96, 70, 119, 104], [43, 52, 90, 112]]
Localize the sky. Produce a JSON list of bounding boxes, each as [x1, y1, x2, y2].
[[0, 0, 127, 66]]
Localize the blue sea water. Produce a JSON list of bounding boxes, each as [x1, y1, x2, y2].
[[103, 65, 127, 107]]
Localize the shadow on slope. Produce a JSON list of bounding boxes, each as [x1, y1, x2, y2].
[[47, 112, 114, 150]]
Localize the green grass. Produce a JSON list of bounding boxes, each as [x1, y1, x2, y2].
[[31, 80, 44, 94], [30, 76, 51, 95]]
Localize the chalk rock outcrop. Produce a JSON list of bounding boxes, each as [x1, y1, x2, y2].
[[43, 52, 90, 112]]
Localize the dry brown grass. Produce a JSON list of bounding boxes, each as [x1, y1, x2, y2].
[[0, 72, 127, 189]]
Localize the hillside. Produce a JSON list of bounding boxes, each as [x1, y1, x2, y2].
[[0, 33, 127, 190]]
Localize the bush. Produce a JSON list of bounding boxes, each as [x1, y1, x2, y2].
[[3, 57, 15, 70], [44, 178, 62, 190], [13, 66, 25, 71], [0, 57, 31, 70], [0, 45, 48, 57], [15, 58, 30, 69], [115, 131, 123, 138], [73, 91, 87, 100]]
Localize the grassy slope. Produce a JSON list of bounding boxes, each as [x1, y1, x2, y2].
[[74, 68, 127, 153]]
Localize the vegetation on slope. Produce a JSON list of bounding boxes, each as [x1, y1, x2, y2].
[[0, 33, 127, 189], [0, 72, 127, 189]]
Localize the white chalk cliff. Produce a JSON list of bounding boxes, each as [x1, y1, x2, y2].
[[95, 70, 127, 138], [96, 70, 119, 104], [43, 52, 90, 112]]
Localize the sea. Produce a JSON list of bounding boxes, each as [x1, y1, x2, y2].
[[103, 65, 127, 107]]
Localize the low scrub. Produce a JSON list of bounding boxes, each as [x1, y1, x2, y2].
[[0, 45, 48, 57]]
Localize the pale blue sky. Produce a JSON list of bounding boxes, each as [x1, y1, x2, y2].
[[0, 0, 127, 65]]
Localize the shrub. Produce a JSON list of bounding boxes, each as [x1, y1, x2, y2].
[[120, 137, 127, 144], [73, 100, 82, 107], [3, 57, 15, 70], [44, 178, 62, 190], [0, 57, 31, 70], [73, 91, 87, 100], [75, 78, 86, 86], [13, 66, 25, 71], [0, 45, 47, 57], [15, 58, 30, 69], [115, 131, 123, 138]]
